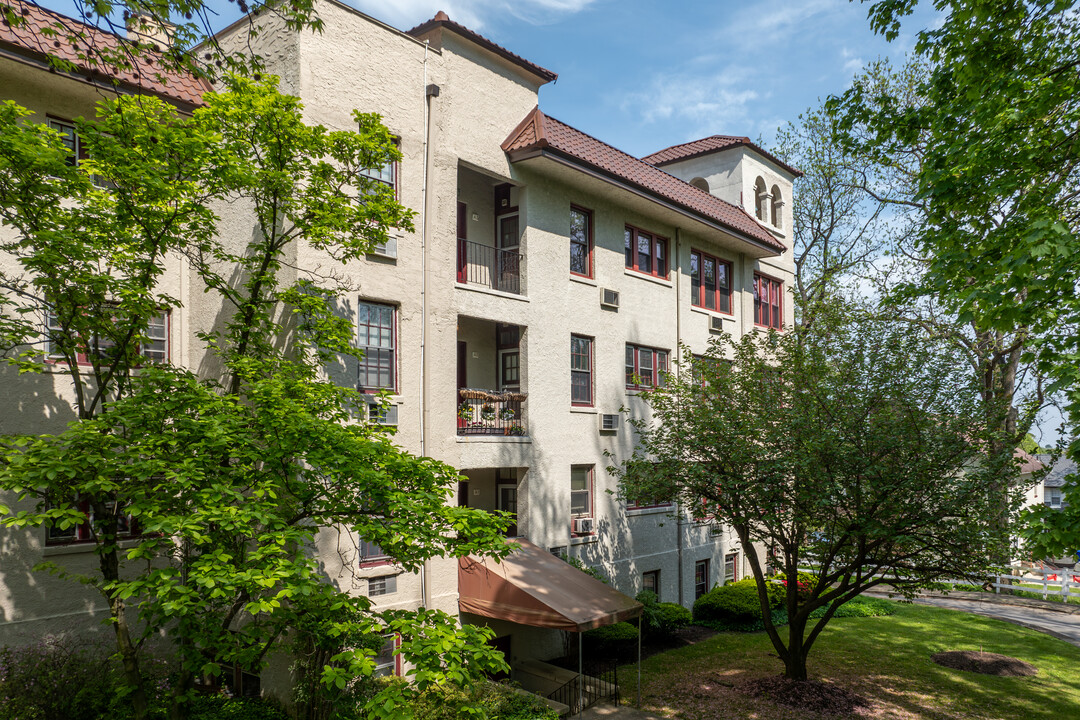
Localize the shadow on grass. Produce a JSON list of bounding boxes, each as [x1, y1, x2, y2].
[[621, 603, 1080, 720]]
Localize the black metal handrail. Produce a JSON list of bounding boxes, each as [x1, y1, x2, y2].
[[457, 388, 527, 436], [457, 238, 523, 295]]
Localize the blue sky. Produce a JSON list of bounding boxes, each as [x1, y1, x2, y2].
[[39, 0, 938, 156]]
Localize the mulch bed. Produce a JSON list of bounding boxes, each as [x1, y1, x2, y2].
[[739, 675, 873, 716], [930, 650, 1038, 677]]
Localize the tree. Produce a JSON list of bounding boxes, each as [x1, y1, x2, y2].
[[615, 303, 1015, 681], [830, 1, 1080, 549], [0, 76, 511, 720]]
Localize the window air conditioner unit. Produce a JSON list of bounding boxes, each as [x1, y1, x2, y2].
[[709, 315, 724, 333], [600, 414, 619, 432], [369, 235, 398, 259], [600, 288, 620, 309], [368, 402, 398, 426], [572, 517, 595, 535]]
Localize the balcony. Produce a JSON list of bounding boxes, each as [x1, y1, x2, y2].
[[457, 239, 524, 295], [457, 388, 527, 436]]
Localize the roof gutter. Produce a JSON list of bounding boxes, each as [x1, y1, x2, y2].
[[509, 147, 783, 257]]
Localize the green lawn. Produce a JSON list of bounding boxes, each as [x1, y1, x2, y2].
[[622, 602, 1080, 719]]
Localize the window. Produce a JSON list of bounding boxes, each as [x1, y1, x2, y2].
[[770, 184, 783, 229], [626, 344, 668, 389], [357, 301, 395, 390], [46, 496, 136, 545], [359, 138, 398, 193], [570, 335, 593, 406], [46, 308, 169, 364], [373, 635, 399, 677], [691, 354, 731, 389], [570, 206, 592, 277], [47, 117, 86, 168], [695, 559, 710, 599], [690, 250, 732, 314], [359, 538, 391, 568], [754, 177, 768, 221], [624, 226, 668, 278], [570, 465, 593, 518], [724, 552, 738, 583], [368, 575, 397, 597], [642, 570, 660, 599], [753, 274, 783, 330], [1048, 488, 1063, 508]]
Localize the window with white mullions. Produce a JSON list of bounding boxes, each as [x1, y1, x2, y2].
[[571, 465, 593, 518], [626, 343, 668, 389], [357, 301, 396, 390], [570, 334, 593, 406]]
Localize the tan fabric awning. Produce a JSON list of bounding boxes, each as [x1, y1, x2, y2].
[[458, 537, 643, 632]]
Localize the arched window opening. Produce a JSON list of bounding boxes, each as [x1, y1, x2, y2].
[[770, 185, 783, 228], [690, 177, 710, 193], [754, 177, 767, 221]]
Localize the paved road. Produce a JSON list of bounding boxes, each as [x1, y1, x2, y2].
[[910, 595, 1080, 647]]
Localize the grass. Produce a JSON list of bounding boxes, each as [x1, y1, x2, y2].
[[620, 601, 1080, 719]]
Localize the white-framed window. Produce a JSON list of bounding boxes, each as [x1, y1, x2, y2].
[[368, 575, 397, 597], [571, 465, 593, 519], [724, 552, 738, 582], [373, 635, 399, 677], [1048, 488, 1063, 508]]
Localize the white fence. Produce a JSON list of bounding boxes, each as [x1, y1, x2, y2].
[[927, 571, 1080, 602]]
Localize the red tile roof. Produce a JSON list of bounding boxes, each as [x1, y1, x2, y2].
[[643, 135, 803, 178], [503, 108, 786, 253], [407, 11, 556, 84], [0, 1, 210, 108]]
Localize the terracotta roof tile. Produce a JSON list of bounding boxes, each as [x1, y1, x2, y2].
[[0, 1, 210, 108], [407, 11, 556, 84], [503, 108, 785, 253], [643, 135, 803, 178]]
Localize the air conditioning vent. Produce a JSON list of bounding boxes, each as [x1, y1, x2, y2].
[[368, 402, 398, 426], [600, 414, 619, 432], [600, 288, 620, 309], [709, 315, 724, 333], [369, 235, 398, 259], [571, 517, 595, 535]]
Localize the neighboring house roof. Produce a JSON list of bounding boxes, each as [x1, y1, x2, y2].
[[1043, 457, 1076, 488], [502, 107, 786, 254], [1015, 448, 1044, 476], [642, 135, 803, 178], [0, 1, 210, 108], [407, 11, 557, 84]]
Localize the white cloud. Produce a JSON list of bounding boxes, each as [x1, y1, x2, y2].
[[720, 0, 846, 48], [618, 68, 760, 138], [345, 0, 595, 31]]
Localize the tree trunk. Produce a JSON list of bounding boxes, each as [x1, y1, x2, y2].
[[99, 540, 149, 720], [785, 611, 809, 681]]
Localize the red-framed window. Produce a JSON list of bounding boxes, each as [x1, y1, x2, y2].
[[690, 250, 732, 314], [753, 274, 783, 330], [357, 301, 396, 391], [46, 308, 170, 365], [625, 344, 668, 389], [624, 225, 668, 278], [570, 465, 593, 519], [373, 634, 402, 677], [570, 334, 593, 406], [46, 496, 137, 545], [570, 205, 593, 278], [695, 559, 710, 599], [359, 538, 391, 568]]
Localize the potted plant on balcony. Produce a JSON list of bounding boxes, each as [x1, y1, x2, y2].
[[506, 423, 526, 437], [457, 404, 474, 422], [498, 407, 517, 421], [481, 403, 496, 422]]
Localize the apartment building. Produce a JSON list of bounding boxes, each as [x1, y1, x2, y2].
[[0, 0, 797, 678]]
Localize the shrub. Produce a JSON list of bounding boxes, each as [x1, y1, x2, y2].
[[773, 571, 819, 601], [731, 577, 786, 608], [187, 696, 291, 720], [634, 591, 691, 641], [412, 680, 559, 720], [693, 582, 763, 624], [583, 621, 639, 660]]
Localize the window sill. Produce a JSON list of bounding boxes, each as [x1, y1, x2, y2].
[[570, 534, 599, 546], [43, 538, 143, 557], [623, 269, 673, 288], [454, 283, 530, 303], [626, 505, 674, 517], [570, 406, 597, 414], [689, 305, 735, 322], [569, 275, 597, 287], [356, 565, 403, 579], [456, 435, 532, 444]]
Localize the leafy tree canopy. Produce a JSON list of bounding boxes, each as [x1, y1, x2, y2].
[[615, 302, 1017, 681]]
